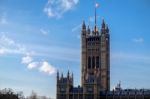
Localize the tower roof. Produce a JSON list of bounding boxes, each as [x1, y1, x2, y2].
[[82, 21, 86, 29], [102, 19, 106, 29]]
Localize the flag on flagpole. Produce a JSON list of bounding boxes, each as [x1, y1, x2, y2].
[[95, 3, 99, 8]]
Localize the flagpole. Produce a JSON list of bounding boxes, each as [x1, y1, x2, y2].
[[95, 3, 97, 27], [94, 0, 97, 32]]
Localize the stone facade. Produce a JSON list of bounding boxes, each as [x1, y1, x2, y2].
[[56, 18, 110, 99], [81, 20, 110, 99]]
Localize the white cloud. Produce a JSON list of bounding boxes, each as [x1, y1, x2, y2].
[[27, 61, 56, 75], [133, 38, 144, 43], [39, 61, 56, 75], [0, 49, 5, 54], [44, 7, 55, 17], [0, 34, 27, 55], [27, 62, 39, 69], [0, 33, 56, 76], [44, 0, 79, 18], [22, 55, 33, 64], [40, 29, 48, 35]]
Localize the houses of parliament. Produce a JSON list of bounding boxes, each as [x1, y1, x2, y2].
[[56, 5, 150, 99]]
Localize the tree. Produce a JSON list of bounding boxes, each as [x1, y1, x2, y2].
[[27, 91, 38, 99], [0, 88, 19, 99], [17, 91, 25, 99]]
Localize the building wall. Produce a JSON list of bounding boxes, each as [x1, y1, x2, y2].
[[57, 19, 110, 99], [81, 20, 110, 94]]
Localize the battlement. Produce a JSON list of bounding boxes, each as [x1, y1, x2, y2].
[[81, 20, 109, 38]]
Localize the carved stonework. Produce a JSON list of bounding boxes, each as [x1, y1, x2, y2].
[[56, 19, 110, 99]]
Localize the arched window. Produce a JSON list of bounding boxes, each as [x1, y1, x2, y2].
[[92, 56, 95, 69], [96, 56, 99, 68], [88, 57, 91, 68]]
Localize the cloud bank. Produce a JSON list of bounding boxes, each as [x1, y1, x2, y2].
[[0, 33, 56, 76]]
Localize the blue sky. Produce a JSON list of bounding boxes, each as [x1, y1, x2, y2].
[[0, 0, 150, 98]]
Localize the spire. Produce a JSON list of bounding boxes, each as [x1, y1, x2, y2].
[[87, 26, 91, 35], [61, 73, 63, 78], [102, 19, 106, 29], [82, 20, 86, 29], [71, 72, 73, 78], [57, 70, 59, 80], [119, 80, 121, 87], [67, 70, 70, 78], [106, 25, 109, 33], [57, 71, 59, 77], [101, 19, 107, 34]]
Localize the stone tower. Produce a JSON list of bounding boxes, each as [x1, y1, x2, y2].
[[56, 3, 110, 99], [81, 18, 110, 98]]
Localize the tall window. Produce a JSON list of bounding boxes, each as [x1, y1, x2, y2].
[[96, 56, 99, 68], [88, 57, 91, 68], [92, 56, 95, 68]]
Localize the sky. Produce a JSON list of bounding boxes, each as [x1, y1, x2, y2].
[[0, 0, 150, 98]]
